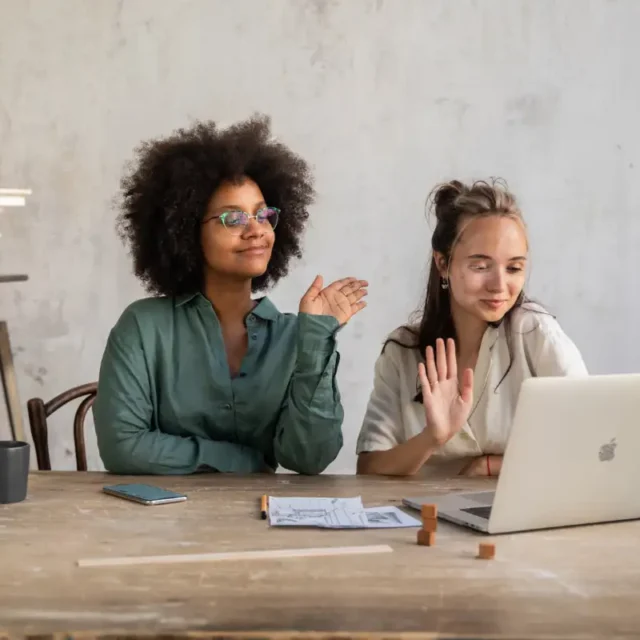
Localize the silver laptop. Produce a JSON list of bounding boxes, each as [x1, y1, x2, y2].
[[403, 374, 640, 534]]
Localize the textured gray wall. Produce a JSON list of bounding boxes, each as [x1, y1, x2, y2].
[[0, 0, 638, 471]]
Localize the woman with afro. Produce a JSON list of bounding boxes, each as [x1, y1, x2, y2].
[[93, 115, 368, 475]]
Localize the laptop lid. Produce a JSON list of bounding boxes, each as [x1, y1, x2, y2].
[[486, 373, 640, 534]]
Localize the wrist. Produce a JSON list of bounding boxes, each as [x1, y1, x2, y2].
[[419, 428, 441, 453]]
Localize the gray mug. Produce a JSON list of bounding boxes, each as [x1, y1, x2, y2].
[[0, 441, 30, 504]]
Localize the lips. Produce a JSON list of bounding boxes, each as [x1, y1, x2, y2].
[[481, 300, 507, 309], [238, 246, 269, 255]]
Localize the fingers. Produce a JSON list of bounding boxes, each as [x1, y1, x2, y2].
[[425, 346, 438, 386], [325, 276, 357, 291], [446, 338, 457, 379], [326, 277, 369, 295], [348, 288, 368, 305], [326, 277, 369, 313], [426, 338, 459, 384], [418, 362, 432, 400], [435, 338, 447, 381], [350, 300, 367, 315], [302, 275, 323, 300]]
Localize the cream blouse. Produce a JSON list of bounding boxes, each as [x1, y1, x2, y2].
[[356, 304, 588, 474]]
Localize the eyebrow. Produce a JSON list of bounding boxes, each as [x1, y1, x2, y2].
[[211, 201, 266, 213], [467, 254, 527, 261]]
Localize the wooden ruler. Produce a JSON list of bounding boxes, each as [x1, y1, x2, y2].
[[77, 544, 393, 568]]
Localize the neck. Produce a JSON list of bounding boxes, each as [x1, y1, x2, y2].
[[450, 302, 487, 361], [202, 272, 254, 325]]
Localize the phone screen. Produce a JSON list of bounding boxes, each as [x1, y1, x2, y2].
[[103, 483, 187, 505]]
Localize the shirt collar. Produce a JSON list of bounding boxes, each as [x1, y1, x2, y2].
[[175, 292, 200, 308], [250, 296, 279, 321], [174, 292, 279, 322]]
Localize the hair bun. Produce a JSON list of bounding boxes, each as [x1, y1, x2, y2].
[[433, 180, 465, 222]]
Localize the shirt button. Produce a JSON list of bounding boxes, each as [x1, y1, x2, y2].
[[251, 334, 258, 341], [222, 403, 232, 410]]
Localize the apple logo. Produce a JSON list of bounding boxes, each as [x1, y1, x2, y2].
[[598, 438, 617, 462]]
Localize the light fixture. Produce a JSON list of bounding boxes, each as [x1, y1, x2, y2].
[[0, 188, 32, 208]]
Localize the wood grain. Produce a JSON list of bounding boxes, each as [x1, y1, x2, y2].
[[1, 472, 639, 639]]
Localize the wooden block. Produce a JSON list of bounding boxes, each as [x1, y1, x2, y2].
[[421, 504, 437, 519], [417, 530, 436, 547], [477, 542, 495, 560], [421, 517, 437, 533]]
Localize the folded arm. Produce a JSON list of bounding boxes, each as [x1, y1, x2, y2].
[[93, 313, 265, 475]]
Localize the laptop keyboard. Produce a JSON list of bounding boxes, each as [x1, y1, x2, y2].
[[462, 505, 492, 520]]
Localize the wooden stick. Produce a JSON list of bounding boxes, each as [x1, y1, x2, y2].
[[77, 544, 393, 568]]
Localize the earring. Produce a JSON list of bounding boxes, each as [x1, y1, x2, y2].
[[441, 278, 449, 290]]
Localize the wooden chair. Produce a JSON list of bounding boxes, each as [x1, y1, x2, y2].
[[27, 382, 98, 471]]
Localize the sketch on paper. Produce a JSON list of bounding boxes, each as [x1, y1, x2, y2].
[[267, 497, 421, 529], [363, 506, 420, 528], [268, 497, 368, 528]]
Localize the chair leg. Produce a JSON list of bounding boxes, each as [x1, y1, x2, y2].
[[0, 321, 25, 441]]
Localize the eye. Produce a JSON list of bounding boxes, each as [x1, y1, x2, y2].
[[222, 211, 246, 227], [470, 263, 489, 271], [257, 207, 280, 228], [507, 265, 524, 273]]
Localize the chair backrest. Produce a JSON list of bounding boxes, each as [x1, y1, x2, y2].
[[27, 382, 98, 471]]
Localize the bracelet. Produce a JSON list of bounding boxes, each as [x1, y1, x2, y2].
[[486, 455, 491, 476]]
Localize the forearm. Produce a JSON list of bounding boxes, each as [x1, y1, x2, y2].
[[94, 394, 267, 475], [357, 430, 438, 476], [98, 424, 267, 475], [274, 313, 343, 475]]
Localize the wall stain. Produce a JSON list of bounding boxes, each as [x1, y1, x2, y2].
[[505, 90, 560, 127], [23, 364, 48, 386]]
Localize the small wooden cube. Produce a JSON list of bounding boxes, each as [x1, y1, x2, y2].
[[417, 530, 436, 546], [421, 517, 438, 533], [477, 542, 495, 560], [421, 504, 437, 519]]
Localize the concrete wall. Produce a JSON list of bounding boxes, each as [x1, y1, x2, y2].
[[0, 0, 638, 472]]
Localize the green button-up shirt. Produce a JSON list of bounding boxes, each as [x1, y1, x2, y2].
[[93, 293, 344, 475]]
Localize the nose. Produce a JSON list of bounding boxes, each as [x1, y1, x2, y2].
[[487, 267, 506, 293], [241, 216, 264, 239]]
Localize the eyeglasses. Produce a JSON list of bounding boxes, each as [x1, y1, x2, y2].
[[204, 207, 280, 235]]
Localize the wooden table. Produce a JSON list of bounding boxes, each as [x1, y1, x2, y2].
[[1, 472, 639, 639]]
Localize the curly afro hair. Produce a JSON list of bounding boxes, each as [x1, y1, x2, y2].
[[117, 114, 315, 296]]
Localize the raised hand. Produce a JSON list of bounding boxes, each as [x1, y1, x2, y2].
[[299, 275, 368, 326], [418, 338, 474, 447]]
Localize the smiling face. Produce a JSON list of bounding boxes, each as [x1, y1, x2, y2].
[[437, 215, 528, 324], [200, 177, 277, 283]]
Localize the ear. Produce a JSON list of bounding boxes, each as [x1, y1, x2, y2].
[[433, 251, 448, 277]]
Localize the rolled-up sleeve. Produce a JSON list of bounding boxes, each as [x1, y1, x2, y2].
[[356, 344, 405, 454]]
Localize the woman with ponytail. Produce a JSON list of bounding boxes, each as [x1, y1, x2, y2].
[[356, 179, 587, 477]]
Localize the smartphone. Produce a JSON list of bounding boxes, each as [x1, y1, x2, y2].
[[102, 483, 187, 505]]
